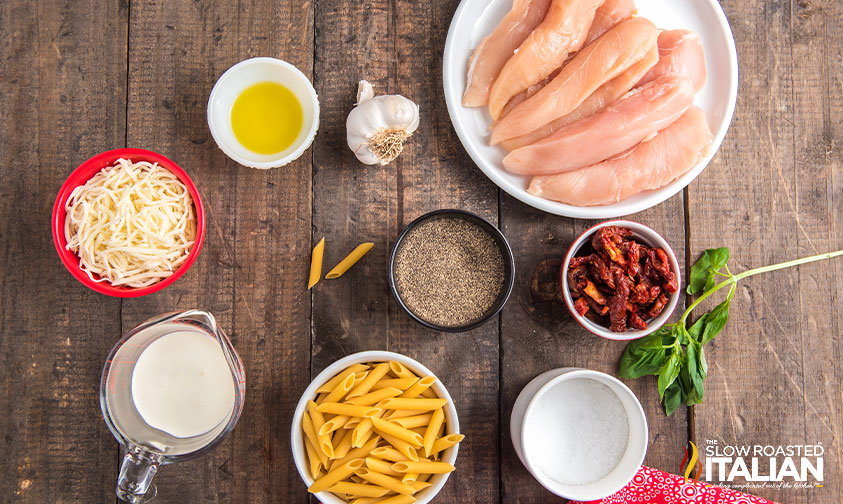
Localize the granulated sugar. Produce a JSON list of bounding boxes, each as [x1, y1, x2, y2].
[[523, 378, 630, 486]]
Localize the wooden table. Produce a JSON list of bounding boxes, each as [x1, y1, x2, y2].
[[1, 1, 840, 502]]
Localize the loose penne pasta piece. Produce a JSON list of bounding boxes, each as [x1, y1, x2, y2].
[[370, 446, 410, 462], [308, 237, 325, 289], [318, 402, 381, 418], [410, 480, 431, 492], [392, 413, 433, 430], [391, 461, 455, 475], [317, 365, 369, 394], [324, 372, 358, 404], [374, 495, 416, 504], [385, 409, 427, 420], [304, 437, 323, 479], [327, 481, 389, 498], [382, 398, 448, 411], [416, 473, 431, 483], [320, 415, 351, 436], [355, 469, 415, 496], [419, 388, 436, 399], [365, 456, 403, 477], [429, 434, 465, 456], [347, 363, 391, 398], [423, 409, 444, 457], [388, 361, 418, 380], [351, 418, 375, 448], [330, 437, 380, 471], [303, 411, 328, 467], [309, 458, 365, 493], [348, 387, 403, 406], [307, 401, 335, 458], [344, 416, 363, 429], [349, 498, 380, 504], [371, 377, 419, 392], [399, 377, 436, 399], [401, 473, 418, 485], [372, 418, 423, 447], [325, 242, 374, 279], [333, 428, 354, 459], [380, 433, 419, 462]]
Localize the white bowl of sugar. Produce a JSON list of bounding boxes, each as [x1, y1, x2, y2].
[[510, 368, 648, 501]]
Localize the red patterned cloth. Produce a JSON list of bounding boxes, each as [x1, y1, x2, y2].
[[572, 465, 782, 504]]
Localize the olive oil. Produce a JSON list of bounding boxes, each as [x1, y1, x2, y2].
[[230, 81, 303, 155]]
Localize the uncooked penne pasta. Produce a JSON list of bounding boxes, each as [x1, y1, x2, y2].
[[355, 469, 415, 496], [410, 480, 431, 491], [423, 409, 444, 457], [401, 472, 418, 485], [320, 415, 351, 435], [307, 401, 335, 458], [327, 481, 389, 498], [392, 413, 433, 430], [325, 242, 374, 279], [370, 446, 410, 462], [420, 388, 436, 399], [351, 418, 375, 448], [382, 398, 448, 411], [347, 363, 391, 398], [430, 434, 465, 456], [388, 361, 418, 380], [371, 377, 419, 392], [380, 433, 419, 462], [348, 387, 403, 406], [331, 437, 380, 472], [372, 417, 423, 447], [309, 458, 364, 493], [303, 411, 328, 467], [400, 376, 436, 399], [375, 495, 416, 504], [392, 461, 455, 475], [308, 237, 325, 289], [324, 372, 358, 404], [317, 365, 370, 394], [333, 428, 354, 459], [304, 437, 323, 479], [385, 409, 427, 420], [365, 456, 403, 477], [318, 402, 381, 418]]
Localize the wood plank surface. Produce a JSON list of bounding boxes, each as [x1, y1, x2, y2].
[[499, 198, 690, 503], [311, 0, 500, 502], [0, 1, 127, 502], [689, 1, 841, 503], [122, 0, 313, 502]]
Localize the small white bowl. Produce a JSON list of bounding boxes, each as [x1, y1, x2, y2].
[[511, 368, 648, 501], [291, 351, 460, 504], [561, 220, 682, 341], [207, 57, 319, 169]]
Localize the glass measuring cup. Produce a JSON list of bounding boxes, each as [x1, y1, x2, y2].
[[100, 310, 246, 503]]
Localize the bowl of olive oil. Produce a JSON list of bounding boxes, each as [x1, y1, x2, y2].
[[208, 57, 319, 169]]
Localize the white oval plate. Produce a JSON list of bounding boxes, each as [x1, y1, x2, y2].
[[443, 0, 738, 219]]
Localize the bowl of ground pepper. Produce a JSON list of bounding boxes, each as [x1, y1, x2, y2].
[[389, 209, 515, 332]]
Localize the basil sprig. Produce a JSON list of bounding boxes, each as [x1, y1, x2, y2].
[[619, 247, 843, 416]]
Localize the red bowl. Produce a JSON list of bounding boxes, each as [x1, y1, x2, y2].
[[52, 148, 206, 297]]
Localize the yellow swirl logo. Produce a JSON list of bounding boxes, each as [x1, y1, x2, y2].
[[681, 441, 702, 482]]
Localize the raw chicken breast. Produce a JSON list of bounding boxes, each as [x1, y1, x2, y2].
[[500, 44, 658, 150], [491, 17, 659, 144], [504, 73, 695, 175], [497, 0, 637, 122], [527, 106, 713, 206], [583, 0, 637, 46], [639, 29, 706, 91], [487, 0, 604, 120], [463, 0, 553, 107]]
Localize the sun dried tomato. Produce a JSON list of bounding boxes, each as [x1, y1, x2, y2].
[[566, 225, 678, 333]]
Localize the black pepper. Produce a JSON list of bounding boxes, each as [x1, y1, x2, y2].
[[393, 217, 505, 327]]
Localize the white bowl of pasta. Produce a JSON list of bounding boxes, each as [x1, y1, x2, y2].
[[291, 351, 462, 504]]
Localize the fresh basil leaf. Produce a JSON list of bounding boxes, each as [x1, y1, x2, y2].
[[687, 247, 730, 294], [620, 326, 679, 378], [687, 312, 707, 342], [701, 295, 732, 344], [663, 380, 684, 416], [697, 344, 708, 378], [686, 339, 704, 400], [657, 351, 682, 400]]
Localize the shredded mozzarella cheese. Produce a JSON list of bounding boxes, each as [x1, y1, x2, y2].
[[64, 158, 197, 288]]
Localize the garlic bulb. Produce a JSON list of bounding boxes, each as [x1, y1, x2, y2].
[[346, 80, 420, 165]]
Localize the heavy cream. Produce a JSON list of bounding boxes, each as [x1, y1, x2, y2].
[[131, 330, 235, 438]]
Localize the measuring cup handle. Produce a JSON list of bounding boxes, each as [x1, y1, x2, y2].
[[116, 447, 160, 503]]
